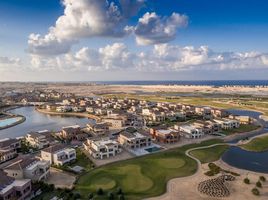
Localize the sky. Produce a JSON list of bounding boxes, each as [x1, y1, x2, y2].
[[1, 0, 268, 81]]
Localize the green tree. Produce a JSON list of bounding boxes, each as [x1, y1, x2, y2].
[[244, 178, 250, 184], [97, 188, 104, 195], [252, 188, 260, 196], [260, 176, 266, 182], [256, 181, 262, 188]]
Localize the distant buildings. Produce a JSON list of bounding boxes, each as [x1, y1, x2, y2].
[[41, 144, 76, 166], [214, 119, 240, 129], [0, 138, 21, 164], [83, 138, 121, 159]]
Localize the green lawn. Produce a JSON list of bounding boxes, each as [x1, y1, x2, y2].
[[221, 124, 260, 135], [190, 145, 229, 164], [74, 139, 223, 200], [241, 135, 268, 152]]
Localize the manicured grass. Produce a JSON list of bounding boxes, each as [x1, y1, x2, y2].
[[75, 139, 223, 200], [190, 145, 229, 164], [221, 124, 260, 135], [241, 135, 268, 152]]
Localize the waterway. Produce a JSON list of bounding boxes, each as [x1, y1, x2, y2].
[[0, 106, 93, 139], [222, 109, 268, 173]]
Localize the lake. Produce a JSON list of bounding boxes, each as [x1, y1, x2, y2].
[[222, 109, 268, 173], [0, 106, 93, 139]]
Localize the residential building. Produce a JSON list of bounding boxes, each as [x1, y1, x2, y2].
[[25, 131, 50, 149], [102, 117, 125, 130], [0, 170, 31, 200], [87, 122, 109, 136], [4, 157, 50, 181], [83, 138, 121, 159], [59, 125, 86, 140], [41, 144, 76, 166], [176, 125, 204, 139], [118, 131, 151, 149], [214, 119, 240, 129], [150, 128, 180, 143], [0, 138, 21, 164]]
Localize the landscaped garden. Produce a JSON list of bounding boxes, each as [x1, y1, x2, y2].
[[74, 139, 223, 200], [190, 145, 229, 163], [241, 135, 268, 152], [221, 124, 260, 135]]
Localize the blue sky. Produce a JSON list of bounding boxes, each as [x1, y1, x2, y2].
[[1, 0, 268, 81]]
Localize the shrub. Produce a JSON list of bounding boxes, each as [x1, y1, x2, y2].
[[88, 193, 94, 199], [97, 188, 104, 195], [260, 176, 266, 182], [252, 188, 260, 196], [244, 178, 250, 184], [256, 181, 262, 188]]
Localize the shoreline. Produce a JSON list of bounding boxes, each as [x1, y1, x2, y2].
[[36, 108, 101, 121], [0, 106, 26, 130]]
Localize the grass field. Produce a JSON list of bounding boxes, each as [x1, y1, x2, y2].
[[190, 145, 229, 164], [221, 124, 260, 135], [74, 139, 223, 200], [241, 135, 268, 152]]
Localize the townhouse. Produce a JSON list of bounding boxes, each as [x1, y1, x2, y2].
[[118, 131, 151, 149], [0, 138, 21, 164], [41, 144, 76, 166], [83, 138, 121, 159], [4, 157, 50, 181], [0, 171, 31, 200]]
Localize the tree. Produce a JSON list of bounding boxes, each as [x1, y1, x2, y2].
[[256, 181, 262, 188], [119, 194, 125, 200], [97, 188, 104, 195], [244, 178, 250, 184], [73, 192, 81, 199], [260, 176, 266, 182], [107, 192, 114, 200], [88, 193, 94, 199], [252, 188, 260, 196], [116, 187, 123, 195]]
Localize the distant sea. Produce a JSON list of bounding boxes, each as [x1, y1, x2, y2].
[[95, 80, 268, 86]]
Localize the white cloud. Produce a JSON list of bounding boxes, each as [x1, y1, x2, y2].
[[29, 43, 268, 72], [30, 43, 134, 71], [135, 12, 188, 45], [0, 56, 21, 71], [28, 0, 145, 56]]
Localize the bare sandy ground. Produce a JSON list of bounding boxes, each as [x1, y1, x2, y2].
[[146, 161, 268, 200], [46, 167, 76, 189], [2, 82, 268, 96]]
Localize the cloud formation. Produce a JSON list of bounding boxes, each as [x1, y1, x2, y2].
[[28, 0, 145, 56], [135, 12, 188, 45], [0, 56, 21, 71], [30, 43, 268, 72]]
